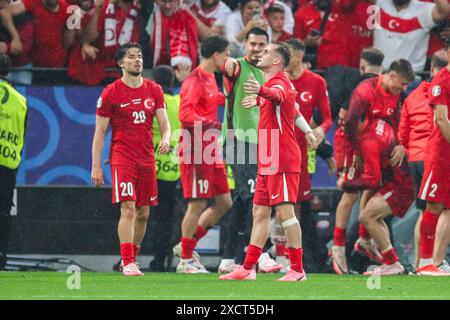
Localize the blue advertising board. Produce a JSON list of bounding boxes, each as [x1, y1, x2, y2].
[[15, 86, 336, 187]]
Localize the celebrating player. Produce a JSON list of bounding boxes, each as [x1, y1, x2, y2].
[[220, 42, 315, 281], [330, 47, 385, 274], [91, 43, 171, 276], [342, 119, 415, 275], [416, 38, 450, 275], [175, 35, 233, 273], [220, 28, 283, 274], [344, 59, 415, 266]]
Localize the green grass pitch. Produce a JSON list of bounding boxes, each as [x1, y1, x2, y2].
[[0, 272, 449, 300]]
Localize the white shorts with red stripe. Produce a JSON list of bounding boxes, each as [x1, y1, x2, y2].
[[253, 173, 300, 207]]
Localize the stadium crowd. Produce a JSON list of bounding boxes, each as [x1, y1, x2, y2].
[[0, 0, 449, 277]]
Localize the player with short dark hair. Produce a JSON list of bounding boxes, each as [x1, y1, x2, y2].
[[91, 43, 171, 276], [416, 39, 450, 275], [342, 59, 415, 274], [220, 42, 315, 281], [330, 47, 384, 274], [175, 35, 233, 273]]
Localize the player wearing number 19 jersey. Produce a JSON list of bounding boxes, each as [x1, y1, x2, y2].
[[176, 36, 233, 274], [417, 44, 450, 275], [92, 43, 171, 276]]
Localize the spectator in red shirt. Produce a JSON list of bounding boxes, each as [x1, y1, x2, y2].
[[81, 0, 141, 84], [266, 4, 291, 41], [8, 0, 69, 68], [65, 0, 106, 85], [293, 0, 361, 69], [143, 0, 199, 83], [0, 3, 31, 84]]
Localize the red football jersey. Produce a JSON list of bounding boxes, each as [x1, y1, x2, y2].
[[178, 66, 225, 165], [425, 67, 450, 164], [293, 0, 358, 68], [257, 71, 301, 175], [23, 0, 70, 67], [345, 76, 401, 153], [179, 66, 225, 128], [342, 119, 411, 191], [96, 78, 165, 168], [291, 69, 332, 146]]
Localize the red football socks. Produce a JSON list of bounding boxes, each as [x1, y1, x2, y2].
[[195, 225, 207, 241], [181, 237, 197, 259], [275, 241, 287, 257], [420, 210, 439, 259], [381, 247, 399, 265], [133, 244, 141, 260], [243, 244, 262, 270], [287, 247, 304, 273], [120, 242, 134, 266], [333, 227, 347, 246], [359, 224, 371, 240]]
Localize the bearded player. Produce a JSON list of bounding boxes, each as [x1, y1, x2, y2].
[[91, 43, 171, 276]]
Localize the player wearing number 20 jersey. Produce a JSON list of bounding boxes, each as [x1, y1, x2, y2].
[[96, 77, 165, 206]]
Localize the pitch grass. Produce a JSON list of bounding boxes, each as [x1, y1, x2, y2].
[[0, 272, 449, 300]]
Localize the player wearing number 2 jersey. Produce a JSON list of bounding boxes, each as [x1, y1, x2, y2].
[[417, 39, 450, 276], [91, 43, 171, 276]]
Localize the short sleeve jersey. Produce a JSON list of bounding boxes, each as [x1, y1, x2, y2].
[[257, 72, 301, 175], [425, 67, 450, 164], [22, 0, 70, 67], [291, 69, 332, 146], [96, 78, 165, 168]]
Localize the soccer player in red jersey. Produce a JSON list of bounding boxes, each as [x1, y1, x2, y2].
[[285, 38, 331, 211], [416, 39, 450, 276], [265, 38, 331, 270], [397, 49, 450, 273], [344, 59, 415, 267], [176, 35, 233, 273], [342, 119, 415, 275], [330, 47, 384, 274], [220, 42, 315, 281], [91, 43, 171, 276]]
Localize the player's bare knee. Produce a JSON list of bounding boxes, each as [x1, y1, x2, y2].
[[120, 201, 136, 219], [188, 199, 207, 212], [136, 206, 150, 222]]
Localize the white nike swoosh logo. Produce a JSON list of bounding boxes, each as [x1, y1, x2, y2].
[[271, 194, 280, 199], [151, 196, 158, 201], [120, 103, 130, 108], [303, 191, 310, 196], [306, 19, 315, 26]]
